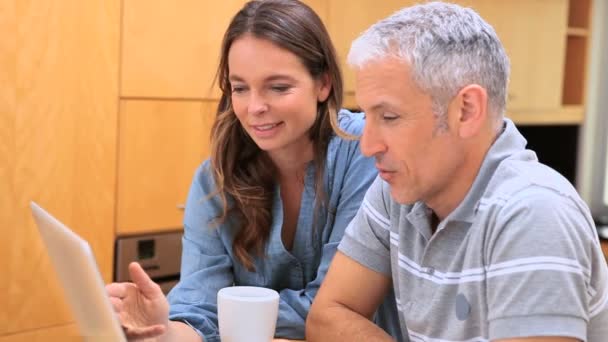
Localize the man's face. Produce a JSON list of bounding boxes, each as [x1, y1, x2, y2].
[[356, 57, 465, 206]]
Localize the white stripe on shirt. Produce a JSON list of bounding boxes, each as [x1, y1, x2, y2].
[[396, 251, 587, 285], [363, 198, 390, 230], [408, 329, 488, 342]]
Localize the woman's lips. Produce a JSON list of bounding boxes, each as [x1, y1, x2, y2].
[[250, 122, 284, 138]]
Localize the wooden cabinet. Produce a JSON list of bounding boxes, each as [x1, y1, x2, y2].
[[329, 0, 586, 125], [466, 0, 568, 113], [302, 0, 329, 26], [327, 0, 418, 107], [562, 0, 592, 107], [116, 100, 214, 234], [121, 0, 248, 99], [0, 324, 81, 342], [463, 0, 590, 124], [1, 0, 119, 338], [121, 0, 327, 100]]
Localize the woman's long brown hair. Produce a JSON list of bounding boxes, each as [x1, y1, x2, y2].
[[209, 0, 344, 270]]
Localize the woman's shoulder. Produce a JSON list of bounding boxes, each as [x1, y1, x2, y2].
[[326, 109, 373, 171], [190, 159, 222, 203], [336, 108, 365, 136], [184, 159, 228, 221], [194, 159, 215, 188]]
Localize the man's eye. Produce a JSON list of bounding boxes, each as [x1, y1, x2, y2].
[[382, 114, 398, 121]]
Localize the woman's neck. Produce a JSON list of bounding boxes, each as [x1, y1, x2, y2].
[[268, 140, 314, 180]]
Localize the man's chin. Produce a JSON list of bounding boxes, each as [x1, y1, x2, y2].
[[390, 188, 416, 205]]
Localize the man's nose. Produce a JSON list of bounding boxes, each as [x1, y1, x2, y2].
[[360, 120, 385, 158]]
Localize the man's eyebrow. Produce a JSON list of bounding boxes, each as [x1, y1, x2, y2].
[[369, 102, 390, 112]]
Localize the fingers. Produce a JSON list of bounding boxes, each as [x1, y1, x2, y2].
[[122, 323, 167, 339], [109, 296, 123, 313], [106, 282, 130, 299], [128, 262, 163, 299]]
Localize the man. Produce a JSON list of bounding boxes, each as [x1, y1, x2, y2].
[[306, 2, 608, 342]]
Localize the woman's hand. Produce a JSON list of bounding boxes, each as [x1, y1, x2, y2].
[[106, 262, 170, 340]]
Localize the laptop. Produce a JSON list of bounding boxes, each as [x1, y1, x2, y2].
[[30, 201, 127, 342]]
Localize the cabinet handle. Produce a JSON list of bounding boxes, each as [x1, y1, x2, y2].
[[177, 204, 185, 210]]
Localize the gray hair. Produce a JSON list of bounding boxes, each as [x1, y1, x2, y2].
[[348, 2, 510, 128]]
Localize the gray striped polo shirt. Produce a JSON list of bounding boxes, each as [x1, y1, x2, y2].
[[339, 119, 608, 342]]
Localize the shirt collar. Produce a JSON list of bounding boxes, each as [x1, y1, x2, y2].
[[440, 118, 529, 225]]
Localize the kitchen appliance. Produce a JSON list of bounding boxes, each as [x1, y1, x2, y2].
[[114, 231, 182, 294]]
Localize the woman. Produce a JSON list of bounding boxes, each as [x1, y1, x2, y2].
[[106, 1, 381, 341]]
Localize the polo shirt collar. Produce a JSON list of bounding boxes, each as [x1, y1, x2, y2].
[[439, 118, 528, 226]]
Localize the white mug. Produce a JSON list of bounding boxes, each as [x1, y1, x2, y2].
[[217, 286, 280, 342]]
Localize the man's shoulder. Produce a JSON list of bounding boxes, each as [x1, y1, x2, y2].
[[483, 156, 581, 206], [476, 156, 595, 240]]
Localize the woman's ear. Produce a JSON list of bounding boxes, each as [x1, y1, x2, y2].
[[453, 84, 487, 139], [317, 73, 332, 102]]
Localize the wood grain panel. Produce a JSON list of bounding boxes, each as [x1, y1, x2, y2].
[[562, 36, 588, 105], [331, 0, 568, 115], [301, 0, 328, 24], [327, 0, 417, 95], [121, 0, 247, 99], [0, 0, 17, 333], [2, 0, 119, 335], [116, 100, 214, 234], [466, 0, 568, 111], [0, 323, 81, 342]]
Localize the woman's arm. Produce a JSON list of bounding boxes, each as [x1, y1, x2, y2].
[[165, 162, 235, 342]]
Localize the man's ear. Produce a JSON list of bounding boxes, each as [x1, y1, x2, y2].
[[317, 73, 332, 102], [451, 84, 488, 139]]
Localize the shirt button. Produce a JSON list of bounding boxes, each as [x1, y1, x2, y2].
[[425, 267, 435, 275]]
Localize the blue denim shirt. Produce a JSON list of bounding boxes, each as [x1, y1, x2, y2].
[[167, 110, 381, 341]]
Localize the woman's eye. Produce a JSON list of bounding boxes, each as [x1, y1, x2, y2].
[[231, 86, 247, 94], [270, 85, 291, 93]]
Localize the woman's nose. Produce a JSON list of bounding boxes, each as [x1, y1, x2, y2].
[[247, 92, 268, 116]]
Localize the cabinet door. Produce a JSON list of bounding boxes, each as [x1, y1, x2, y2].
[[121, 1, 247, 99], [464, 0, 568, 112], [1, 0, 118, 336], [0, 324, 81, 342], [116, 100, 214, 234], [327, 0, 418, 99], [302, 0, 328, 24], [328, 0, 568, 113]]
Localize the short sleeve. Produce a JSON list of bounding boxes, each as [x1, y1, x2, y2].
[[485, 188, 604, 340], [339, 176, 393, 276]]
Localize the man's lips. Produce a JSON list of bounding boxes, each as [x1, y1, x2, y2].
[[376, 165, 396, 181], [375, 164, 395, 173]]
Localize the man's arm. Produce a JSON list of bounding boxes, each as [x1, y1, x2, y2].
[[306, 251, 393, 341], [158, 321, 203, 342], [496, 338, 579, 342]]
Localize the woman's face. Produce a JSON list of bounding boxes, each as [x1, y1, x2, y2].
[[228, 35, 330, 160]]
